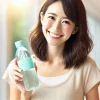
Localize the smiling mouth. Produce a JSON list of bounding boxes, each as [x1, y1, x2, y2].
[[47, 30, 63, 39]]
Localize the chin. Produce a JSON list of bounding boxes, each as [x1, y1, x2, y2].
[[48, 41, 63, 46]]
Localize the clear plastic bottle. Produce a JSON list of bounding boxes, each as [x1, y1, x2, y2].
[[15, 40, 39, 91]]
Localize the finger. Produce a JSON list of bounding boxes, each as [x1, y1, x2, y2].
[[13, 75, 23, 83], [14, 71, 23, 78], [13, 65, 22, 73], [14, 58, 18, 65], [13, 58, 18, 65]]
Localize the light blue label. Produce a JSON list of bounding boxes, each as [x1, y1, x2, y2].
[[18, 57, 34, 71]]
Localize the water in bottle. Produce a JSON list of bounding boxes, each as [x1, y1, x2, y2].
[[15, 40, 39, 91]]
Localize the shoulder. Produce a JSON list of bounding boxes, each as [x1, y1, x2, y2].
[[81, 56, 99, 71], [73, 56, 100, 81], [84, 56, 96, 66], [81, 56, 100, 94], [79, 56, 100, 78], [75, 56, 99, 74], [85, 56, 97, 66]]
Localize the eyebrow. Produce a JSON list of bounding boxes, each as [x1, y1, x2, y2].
[[47, 12, 68, 19]]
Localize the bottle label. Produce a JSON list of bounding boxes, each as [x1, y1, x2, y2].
[[18, 57, 34, 71]]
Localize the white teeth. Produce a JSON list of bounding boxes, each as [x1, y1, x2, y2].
[[50, 33, 61, 38], [47, 30, 62, 38]]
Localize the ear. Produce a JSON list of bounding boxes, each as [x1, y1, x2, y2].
[[72, 27, 79, 34], [40, 12, 44, 24]]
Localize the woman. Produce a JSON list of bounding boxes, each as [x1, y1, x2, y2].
[[3, 0, 100, 100]]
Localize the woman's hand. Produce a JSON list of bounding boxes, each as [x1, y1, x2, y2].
[[9, 58, 23, 83], [8, 58, 32, 95], [8, 58, 32, 100]]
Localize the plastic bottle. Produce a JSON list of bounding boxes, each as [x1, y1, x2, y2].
[[15, 40, 39, 91]]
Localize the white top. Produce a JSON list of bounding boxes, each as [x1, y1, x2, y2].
[[38, 67, 74, 86], [2, 56, 100, 100]]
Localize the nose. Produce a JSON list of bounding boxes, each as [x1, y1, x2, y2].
[[52, 20, 61, 32]]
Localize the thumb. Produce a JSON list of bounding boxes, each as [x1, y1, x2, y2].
[[13, 58, 18, 65]]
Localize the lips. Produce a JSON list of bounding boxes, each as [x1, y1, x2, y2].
[[47, 30, 63, 39]]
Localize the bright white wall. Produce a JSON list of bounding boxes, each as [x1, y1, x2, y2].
[[0, 0, 9, 100], [88, 15, 100, 69]]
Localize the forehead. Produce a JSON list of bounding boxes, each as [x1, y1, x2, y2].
[[45, 1, 67, 17]]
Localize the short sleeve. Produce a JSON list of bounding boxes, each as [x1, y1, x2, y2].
[[83, 57, 100, 94], [2, 65, 18, 89]]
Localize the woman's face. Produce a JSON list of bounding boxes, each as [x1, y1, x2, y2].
[[41, 1, 75, 46]]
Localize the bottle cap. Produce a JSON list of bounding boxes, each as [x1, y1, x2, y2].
[[15, 40, 24, 49]]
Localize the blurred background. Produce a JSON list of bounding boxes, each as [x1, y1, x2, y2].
[[0, 0, 100, 100]]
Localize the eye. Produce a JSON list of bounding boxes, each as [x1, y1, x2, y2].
[[62, 20, 70, 24], [48, 16, 55, 20]]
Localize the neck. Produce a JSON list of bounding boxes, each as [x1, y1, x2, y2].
[[47, 44, 64, 63]]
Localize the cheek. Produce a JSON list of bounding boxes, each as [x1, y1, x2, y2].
[[62, 26, 74, 34], [43, 20, 53, 28]]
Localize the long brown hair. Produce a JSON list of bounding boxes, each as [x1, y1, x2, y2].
[[29, 0, 93, 68]]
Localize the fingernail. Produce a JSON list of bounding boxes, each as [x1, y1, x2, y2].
[[21, 75, 23, 78]]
